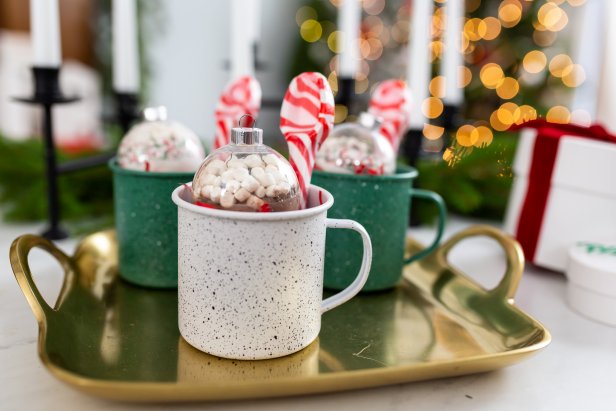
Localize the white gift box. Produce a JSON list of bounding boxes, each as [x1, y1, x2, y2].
[[566, 241, 616, 326], [504, 127, 616, 271]]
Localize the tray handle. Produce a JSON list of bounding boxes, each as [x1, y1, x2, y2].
[[435, 225, 525, 303], [9, 234, 73, 323]]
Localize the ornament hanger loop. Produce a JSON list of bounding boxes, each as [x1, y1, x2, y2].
[[239, 114, 257, 129]]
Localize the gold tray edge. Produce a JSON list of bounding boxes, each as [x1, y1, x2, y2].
[[11, 226, 552, 402]]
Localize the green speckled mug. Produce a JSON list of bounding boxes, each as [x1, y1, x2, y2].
[[312, 166, 446, 291], [110, 159, 193, 288]]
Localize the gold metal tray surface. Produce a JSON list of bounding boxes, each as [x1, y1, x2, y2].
[[10, 225, 550, 402]]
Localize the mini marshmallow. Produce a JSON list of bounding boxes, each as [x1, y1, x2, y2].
[[222, 168, 248, 183], [225, 180, 240, 194], [263, 154, 278, 165], [244, 154, 264, 168], [251, 167, 265, 178], [265, 185, 277, 197], [210, 186, 221, 202], [277, 181, 291, 195], [241, 175, 260, 193], [204, 160, 225, 176], [255, 172, 276, 188], [265, 164, 278, 173], [268, 169, 285, 183], [246, 195, 265, 210], [227, 158, 247, 169], [220, 191, 236, 208], [201, 185, 211, 198], [192, 186, 201, 198], [202, 174, 217, 185], [234, 187, 251, 202], [255, 186, 266, 198]]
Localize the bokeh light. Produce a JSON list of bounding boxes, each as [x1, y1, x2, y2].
[[328, 31, 341, 53], [300, 19, 322, 42], [496, 77, 520, 99], [460, 66, 472, 87], [546, 106, 571, 123], [479, 17, 501, 40], [480, 63, 504, 89], [533, 30, 556, 47], [523, 50, 547, 73], [429, 76, 445, 98], [464, 18, 483, 41], [422, 97, 444, 119], [423, 124, 445, 140], [334, 104, 348, 124], [296, 6, 317, 26], [515, 105, 538, 124], [549, 54, 573, 77], [561, 64, 586, 87], [327, 72, 338, 95], [498, 0, 522, 28], [456, 125, 479, 147], [473, 126, 494, 148]]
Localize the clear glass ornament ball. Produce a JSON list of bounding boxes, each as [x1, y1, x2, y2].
[[316, 112, 396, 175], [118, 106, 205, 172], [192, 125, 301, 212]]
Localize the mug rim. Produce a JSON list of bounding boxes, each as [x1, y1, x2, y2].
[[172, 184, 334, 221], [109, 158, 198, 178], [312, 165, 418, 181]]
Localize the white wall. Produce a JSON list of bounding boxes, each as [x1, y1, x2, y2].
[[149, 0, 303, 150]]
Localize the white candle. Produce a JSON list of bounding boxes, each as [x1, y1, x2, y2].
[[112, 0, 140, 93], [245, 0, 261, 48], [30, 0, 62, 67], [407, 0, 434, 128], [230, 0, 255, 79], [441, 0, 464, 105], [337, 0, 361, 78]]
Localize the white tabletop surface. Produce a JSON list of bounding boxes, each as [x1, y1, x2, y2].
[[1, 217, 615, 411]]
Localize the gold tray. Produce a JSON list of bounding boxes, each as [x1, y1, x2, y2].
[[10, 225, 550, 402]]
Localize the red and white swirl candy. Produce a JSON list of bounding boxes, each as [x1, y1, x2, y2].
[[368, 79, 411, 152], [280, 72, 335, 208], [214, 75, 262, 150]]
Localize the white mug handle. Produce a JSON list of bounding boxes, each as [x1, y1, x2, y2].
[[321, 219, 372, 313]]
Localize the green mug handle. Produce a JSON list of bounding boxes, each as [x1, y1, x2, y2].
[[404, 188, 447, 265]]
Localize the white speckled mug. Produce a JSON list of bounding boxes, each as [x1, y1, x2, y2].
[[172, 184, 372, 360]]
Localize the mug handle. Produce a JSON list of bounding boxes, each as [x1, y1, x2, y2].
[[404, 189, 447, 265], [321, 219, 372, 313]]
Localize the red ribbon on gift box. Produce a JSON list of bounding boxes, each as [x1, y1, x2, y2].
[[510, 120, 616, 263]]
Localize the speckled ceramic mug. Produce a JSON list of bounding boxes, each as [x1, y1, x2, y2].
[[172, 184, 372, 360]]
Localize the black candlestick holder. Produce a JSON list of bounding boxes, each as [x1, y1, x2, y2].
[[336, 77, 355, 109], [440, 104, 462, 134], [14, 67, 80, 240], [114, 91, 140, 134]]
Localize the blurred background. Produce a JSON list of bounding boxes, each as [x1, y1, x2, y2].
[[0, 0, 612, 230]]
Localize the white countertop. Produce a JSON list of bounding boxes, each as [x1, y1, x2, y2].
[[1, 217, 615, 411]]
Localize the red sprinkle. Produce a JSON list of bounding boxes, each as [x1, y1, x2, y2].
[[354, 164, 366, 174], [367, 168, 379, 176], [260, 203, 272, 212], [195, 201, 218, 209], [145, 161, 151, 172], [318, 190, 324, 205]]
